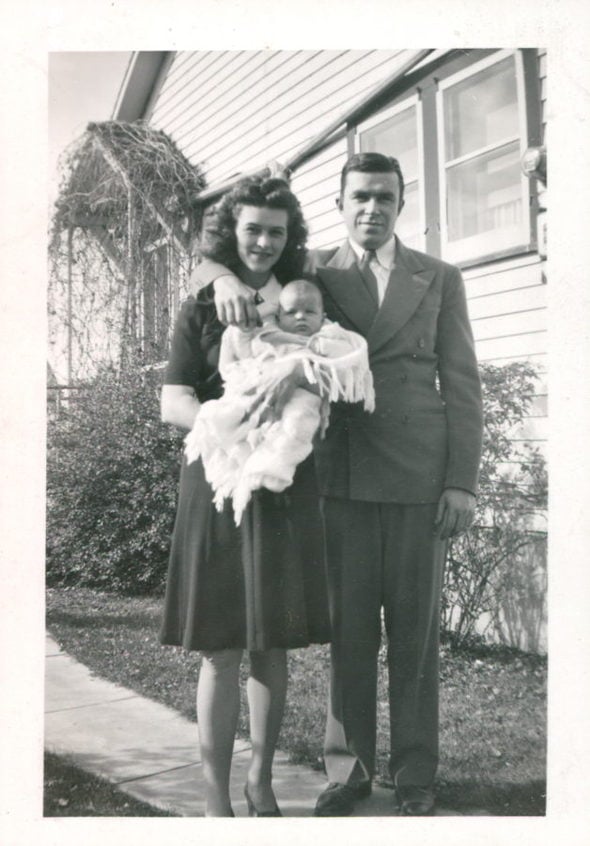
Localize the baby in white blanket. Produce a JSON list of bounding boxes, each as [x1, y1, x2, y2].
[[185, 278, 375, 524]]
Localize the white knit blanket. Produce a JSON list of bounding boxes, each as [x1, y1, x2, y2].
[[185, 320, 375, 524]]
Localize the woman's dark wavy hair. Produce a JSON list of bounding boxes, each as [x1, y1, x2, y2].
[[200, 176, 308, 283]]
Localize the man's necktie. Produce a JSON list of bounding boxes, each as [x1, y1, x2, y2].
[[358, 250, 379, 305]]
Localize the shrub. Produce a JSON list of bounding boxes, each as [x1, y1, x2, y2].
[[46, 363, 183, 594], [442, 362, 547, 648], [47, 359, 547, 625]]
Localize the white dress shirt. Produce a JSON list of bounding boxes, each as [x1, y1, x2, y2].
[[349, 237, 396, 305]]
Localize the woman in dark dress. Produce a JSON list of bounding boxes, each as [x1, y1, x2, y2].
[[160, 177, 330, 817]]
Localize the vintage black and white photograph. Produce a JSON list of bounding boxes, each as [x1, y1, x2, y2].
[[2, 2, 590, 844], [45, 47, 547, 818]]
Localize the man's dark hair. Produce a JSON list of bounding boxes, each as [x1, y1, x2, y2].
[[340, 152, 405, 210]]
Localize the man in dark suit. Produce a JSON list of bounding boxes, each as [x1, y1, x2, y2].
[[203, 153, 483, 816]]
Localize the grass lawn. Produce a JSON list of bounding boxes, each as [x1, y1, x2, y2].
[[46, 587, 546, 816], [44, 751, 176, 816]]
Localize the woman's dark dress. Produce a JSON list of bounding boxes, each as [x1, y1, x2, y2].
[[159, 290, 331, 652]]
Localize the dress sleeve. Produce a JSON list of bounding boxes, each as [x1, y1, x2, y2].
[[164, 297, 204, 388], [192, 258, 234, 288]]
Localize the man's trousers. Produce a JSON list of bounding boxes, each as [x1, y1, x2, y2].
[[321, 498, 446, 788]]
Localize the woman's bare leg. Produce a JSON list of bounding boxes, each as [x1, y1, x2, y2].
[[196, 649, 242, 816], [246, 648, 287, 811]]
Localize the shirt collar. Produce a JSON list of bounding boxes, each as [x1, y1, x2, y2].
[[252, 274, 281, 302], [253, 275, 282, 321], [349, 236, 396, 269]]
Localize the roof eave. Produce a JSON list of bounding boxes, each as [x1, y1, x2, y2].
[[112, 52, 174, 122]]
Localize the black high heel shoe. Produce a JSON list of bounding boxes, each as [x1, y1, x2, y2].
[[244, 784, 282, 817]]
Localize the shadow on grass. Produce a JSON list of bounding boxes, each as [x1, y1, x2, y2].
[[437, 778, 546, 816]]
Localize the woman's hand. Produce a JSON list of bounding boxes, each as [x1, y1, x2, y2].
[[214, 274, 261, 329], [161, 385, 201, 431]]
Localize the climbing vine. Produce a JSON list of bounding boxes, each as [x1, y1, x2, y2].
[[49, 121, 207, 381]]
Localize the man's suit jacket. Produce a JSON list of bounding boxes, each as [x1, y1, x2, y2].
[[307, 238, 483, 505]]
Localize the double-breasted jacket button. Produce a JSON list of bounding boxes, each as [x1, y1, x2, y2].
[[417, 338, 425, 349]]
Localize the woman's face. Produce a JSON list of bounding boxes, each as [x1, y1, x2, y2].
[[234, 205, 289, 281]]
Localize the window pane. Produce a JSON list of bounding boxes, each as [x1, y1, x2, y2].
[[444, 56, 519, 161], [395, 182, 421, 249], [446, 141, 522, 241], [359, 106, 418, 181]]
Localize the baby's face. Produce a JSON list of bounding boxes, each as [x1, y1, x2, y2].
[[277, 287, 324, 336]]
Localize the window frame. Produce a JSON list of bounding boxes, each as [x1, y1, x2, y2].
[[354, 94, 426, 253], [435, 49, 531, 265]]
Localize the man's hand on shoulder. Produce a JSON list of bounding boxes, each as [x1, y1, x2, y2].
[[214, 274, 261, 329], [434, 488, 476, 540]]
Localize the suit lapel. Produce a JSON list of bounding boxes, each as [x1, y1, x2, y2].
[[318, 242, 378, 336], [367, 257, 435, 352]]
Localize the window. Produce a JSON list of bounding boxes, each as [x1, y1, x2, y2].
[[351, 49, 535, 266], [356, 96, 424, 251], [437, 50, 530, 263]]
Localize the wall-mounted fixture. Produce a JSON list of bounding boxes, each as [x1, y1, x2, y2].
[[521, 145, 547, 187]]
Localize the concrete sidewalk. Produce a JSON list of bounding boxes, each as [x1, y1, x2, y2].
[[45, 634, 467, 817]]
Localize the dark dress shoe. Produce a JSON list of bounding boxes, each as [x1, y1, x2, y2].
[[244, 785, 282, 817], [395, 785, 435, 816], [314, 781, 372, 817]]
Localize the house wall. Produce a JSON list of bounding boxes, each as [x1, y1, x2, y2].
[[145, 49, 547, 651], [150, 50, 407, 189], [149, 48, 548, 446]]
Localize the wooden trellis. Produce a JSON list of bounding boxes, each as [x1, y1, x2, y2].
[[49, 121, 207, 382]]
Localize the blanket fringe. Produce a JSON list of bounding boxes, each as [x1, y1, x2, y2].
[[184, 325, 375, 525]]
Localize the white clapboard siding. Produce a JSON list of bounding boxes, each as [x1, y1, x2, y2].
[[170, 52, 324, 154], [176, 51, 345, 144], [200, 51, 402, 170], [291, 136, 349, 250], [464, 251, 548, 451], [155, 52, 237, 124], [162, 51, 329, 137], [468, 282, 547, 322], [152, 51, 338, 166], [296, 174, 340, 212], [292, 142, 347, 204], [205, 55, 405, 178], [150, 50, 406, 187], [309, 218, 348, 250], [304, 201, 342, 230], [155, 56, 262, 145], [146, 50, 549, 652], [148, 48, 548, 456], [153, 52, 303, 155], [475, 330, 547, 362], [464, 256, 544, 299], [472, 306, 546, 341]]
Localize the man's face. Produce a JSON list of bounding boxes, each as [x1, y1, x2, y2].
[[339, 170, 403, 251]]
